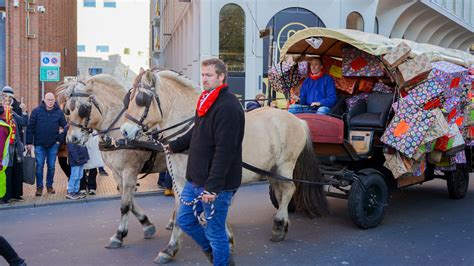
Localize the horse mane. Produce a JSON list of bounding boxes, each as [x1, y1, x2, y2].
[[133, 67, 198, 92], [55, 74, 127, 109], [55, 80, 85, 106], [156, 70, 198, 91], [86, 74, 128, 94]]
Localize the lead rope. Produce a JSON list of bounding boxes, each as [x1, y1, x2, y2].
[[161, 142, 215, 225]]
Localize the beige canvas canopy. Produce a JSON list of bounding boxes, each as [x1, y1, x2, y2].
[[279, 27, 474, 67]]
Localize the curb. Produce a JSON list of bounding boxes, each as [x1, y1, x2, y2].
[[0, 190, 165, 211], [0, 181, 269, 211]]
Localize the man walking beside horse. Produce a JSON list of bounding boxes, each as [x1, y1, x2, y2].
[[165, 58, 245, 265]]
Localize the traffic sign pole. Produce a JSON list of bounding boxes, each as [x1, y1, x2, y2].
[[41, 82, 45, 100]]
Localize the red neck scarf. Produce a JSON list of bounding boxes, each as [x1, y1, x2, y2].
[[309, 72, 324, 80], [197, 84, 227, 117]]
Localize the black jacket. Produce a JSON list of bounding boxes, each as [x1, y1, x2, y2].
[[26, 102, 67, 147], [245, 101, 261, 112], [169, 86, 245, 193], [67, 143, 90, 166]]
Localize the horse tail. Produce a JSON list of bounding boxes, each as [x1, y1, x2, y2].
[[292, 121, 329, 218]]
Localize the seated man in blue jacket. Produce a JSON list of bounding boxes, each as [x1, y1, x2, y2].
[[289, 57, 337, 114]]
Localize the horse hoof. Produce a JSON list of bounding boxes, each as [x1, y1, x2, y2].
[[153, 251, 172, 264], [144, 225, 156, 239], [270, 234, 285, 242], [105, 238, 123, 249]]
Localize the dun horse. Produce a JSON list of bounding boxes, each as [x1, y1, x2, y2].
[[120, 69, 329, 263], [56, 75, 168, 249]]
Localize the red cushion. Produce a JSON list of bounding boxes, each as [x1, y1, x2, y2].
[[295, 114, 344, 144]]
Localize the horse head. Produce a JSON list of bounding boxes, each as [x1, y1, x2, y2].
[[121, 69, 164, 140], [56, 74, 126, 144]]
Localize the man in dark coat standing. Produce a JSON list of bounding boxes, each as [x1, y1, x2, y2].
[[166, 58, 245, 265], [26, 92, 67, 196]]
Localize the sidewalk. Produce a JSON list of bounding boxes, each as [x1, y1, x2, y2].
[[1, 163, 162, 209]]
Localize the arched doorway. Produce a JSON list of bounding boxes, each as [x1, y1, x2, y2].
[[262, 7, 325, 106], [219, 3, 245, 101]]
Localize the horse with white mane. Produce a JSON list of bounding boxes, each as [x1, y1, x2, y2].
[[120, 69, 329, 263], [56, 74, 168, 249]]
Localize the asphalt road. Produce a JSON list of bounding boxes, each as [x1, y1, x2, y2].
[[0, 178, 473, 266]]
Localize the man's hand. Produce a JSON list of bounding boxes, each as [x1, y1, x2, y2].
[[27, 145, 33, 151], [163, 144, 173, 154], [202, 194, 216, 203], [19, 102, 26, 111], [310, 102, 321, 107]]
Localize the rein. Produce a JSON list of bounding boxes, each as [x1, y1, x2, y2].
[[162, 142, 215, 225]]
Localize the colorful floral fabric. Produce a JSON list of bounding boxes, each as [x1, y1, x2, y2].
[[373, 82, 394, 94], [407, 78, 444, 106]]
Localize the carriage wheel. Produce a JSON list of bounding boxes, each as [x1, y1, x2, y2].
[[269, 185, 296, 213], [348, 171, 389, 229], [446, 163, 469, 199]]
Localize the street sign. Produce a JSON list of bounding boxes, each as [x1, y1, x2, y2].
[[40, 51, 61, 67], [40, 66, 60, 82]]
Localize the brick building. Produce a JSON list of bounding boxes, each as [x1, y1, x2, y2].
[[0, 0, 77, 110]]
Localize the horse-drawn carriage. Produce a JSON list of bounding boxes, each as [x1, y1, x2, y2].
[[269, 27, 474, 229]]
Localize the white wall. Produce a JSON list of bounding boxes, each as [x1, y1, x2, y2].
[[77, 0, 150, 74]]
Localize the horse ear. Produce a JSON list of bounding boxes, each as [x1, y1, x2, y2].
[[146, 70, 155, 85]]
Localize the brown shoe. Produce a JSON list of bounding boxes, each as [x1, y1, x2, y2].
[[35, 187, 43, 196], [47, 187, 56, 194], [164, 189, 174, 197]]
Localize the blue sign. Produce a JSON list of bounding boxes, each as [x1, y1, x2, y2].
[[42, 57, 50, 64]]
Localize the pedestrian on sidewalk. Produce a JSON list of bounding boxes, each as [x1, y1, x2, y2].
[[158, 171, 174, 197], [66, 142, 89, 200], [2, 86, 28, 203], [57, 103, 70, 180], [0, 236, 26, 266], [26, 92, 67, 196], [165, 58, 245, 265], [80, 134, 104, 196], [0, 102, 13, 206]]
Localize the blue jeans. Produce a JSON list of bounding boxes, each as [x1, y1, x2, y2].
[[68, 165, 84, 194], [177, 181, 234, 266], [35, 143, 60, 188], [288, 104, 330, 114]]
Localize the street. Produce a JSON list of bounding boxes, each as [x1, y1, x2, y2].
[[1, 179, 473, 266]]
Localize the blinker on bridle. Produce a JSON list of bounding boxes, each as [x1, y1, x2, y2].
[[124, 82, 164, 133], [67, 84, 103, 133]]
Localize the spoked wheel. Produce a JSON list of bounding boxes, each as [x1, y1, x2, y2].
[[348, 170, 389, 229], [269, 185, 296, 213], [446, 163, 469, 199]]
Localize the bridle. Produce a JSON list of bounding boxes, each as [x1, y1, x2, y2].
[[66, 82, 129, 138], [124, 83, 164, 132], [67, 83, 103, 134]]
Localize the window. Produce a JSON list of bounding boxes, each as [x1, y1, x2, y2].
[[104, 1, 116, 8], [96, 45, 109, 53], [219, 4, 245, 71], [88, 68, 103, 76], [123, 48, 130, 55], [137, 51, 144, 56], [346, 11, 364, 31], [83, 0, 96, 8], [77, 45, 86, 52]]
